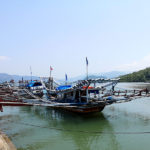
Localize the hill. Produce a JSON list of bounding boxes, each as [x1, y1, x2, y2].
[[0, 71, 126, 83], [58, 71, 126, 83], [120, 67, 150, 82], [0, 73, 39, 83]]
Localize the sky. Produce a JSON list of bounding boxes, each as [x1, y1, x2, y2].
[[0, 0, 150, 78]]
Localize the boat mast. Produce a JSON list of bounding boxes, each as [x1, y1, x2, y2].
[[86, 57, 88, 80], [65, 74, 68, 85], [30, 66, 32, 81], [86, 57, 89, 103], [49, 66, 53, 90]]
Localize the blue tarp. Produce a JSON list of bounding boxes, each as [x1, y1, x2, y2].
[[107, 96, 113, 100], [27, 81, 35, 87], [56, 85, 72, 91], [27, 81, 42, 87]]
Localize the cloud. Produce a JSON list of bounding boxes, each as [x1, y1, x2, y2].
[[114, 54, 150, 72], [0, 56, 10, 61]]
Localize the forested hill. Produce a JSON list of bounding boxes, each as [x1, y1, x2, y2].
[[120, 67, 150, 82]]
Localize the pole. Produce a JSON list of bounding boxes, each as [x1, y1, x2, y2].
[[30, 66, 32, 81], [50, 70, 52, 79], [65, 74, 67, 85], [79, 90, 81, 102], [86, 64, 88, 80], [49, 69, 52, 90], [86, 57, 88, 80], [86, 87, 89, 103], [49, 66, 54, 90], [86, 57, 89, 102]]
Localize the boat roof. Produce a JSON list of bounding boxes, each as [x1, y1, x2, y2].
[[27, 81, 42, 87], [56, 85, 72, 91]]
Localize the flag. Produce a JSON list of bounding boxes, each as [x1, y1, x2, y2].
[[65, 74, 68, 81], [86, 57, 88, 66], [50, 66, 53, 71]]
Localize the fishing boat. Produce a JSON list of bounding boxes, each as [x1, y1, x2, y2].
[[46, 78, 119, 114], [1, 77, 149, 114], [0, 78, 119, 114]]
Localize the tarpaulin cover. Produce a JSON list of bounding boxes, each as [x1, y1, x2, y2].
[[83, 86, 94, 89], [56, 85, 72, 90], [27, 81, 42, 87]]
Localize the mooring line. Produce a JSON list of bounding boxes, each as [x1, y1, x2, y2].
[[6, 120, 150, 135]]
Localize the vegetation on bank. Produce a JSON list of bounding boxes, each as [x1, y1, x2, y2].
[[120, 67, 150, 82]]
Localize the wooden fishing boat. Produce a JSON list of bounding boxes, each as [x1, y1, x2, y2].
[[1, 78, 150, 114], [53, 102, 106, 114], [45, 78, 119, 114], [0, 78, 119, 114]]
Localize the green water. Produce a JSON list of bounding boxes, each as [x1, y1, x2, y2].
[[1, 83, 150, 150]]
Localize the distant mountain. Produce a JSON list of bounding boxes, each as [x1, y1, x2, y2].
[[0, 73, 39, 83], [0, 71, 127, 83], [85, 71, 126, 80], [58, 71, 127, 83], [120, 67, 150, 82], [100, 71, 127, 79]]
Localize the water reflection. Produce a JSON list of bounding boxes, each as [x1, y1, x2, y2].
[[21, 106, 119, 150]]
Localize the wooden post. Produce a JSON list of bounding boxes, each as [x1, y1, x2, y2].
[[86, 88, 89, 103], [0, 104, 3, 112], [98, 92, 100, 100], [94, 91, 96, 98], [79, 90, 81, 102], [73, 91, 76, 102]]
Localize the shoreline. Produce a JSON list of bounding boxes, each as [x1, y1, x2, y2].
[[0, 130, 16, 150]]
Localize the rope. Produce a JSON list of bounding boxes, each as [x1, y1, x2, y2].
[[7, 120, 150, 135]]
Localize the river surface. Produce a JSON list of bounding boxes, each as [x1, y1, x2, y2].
[[1, 83, 150, 150]]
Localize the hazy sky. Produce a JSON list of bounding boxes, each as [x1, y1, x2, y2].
[[0, 0, 150, 78]]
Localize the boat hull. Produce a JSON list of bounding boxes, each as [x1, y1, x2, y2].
[[53, 103, 106, 114], [0, 95, 106, 114]]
